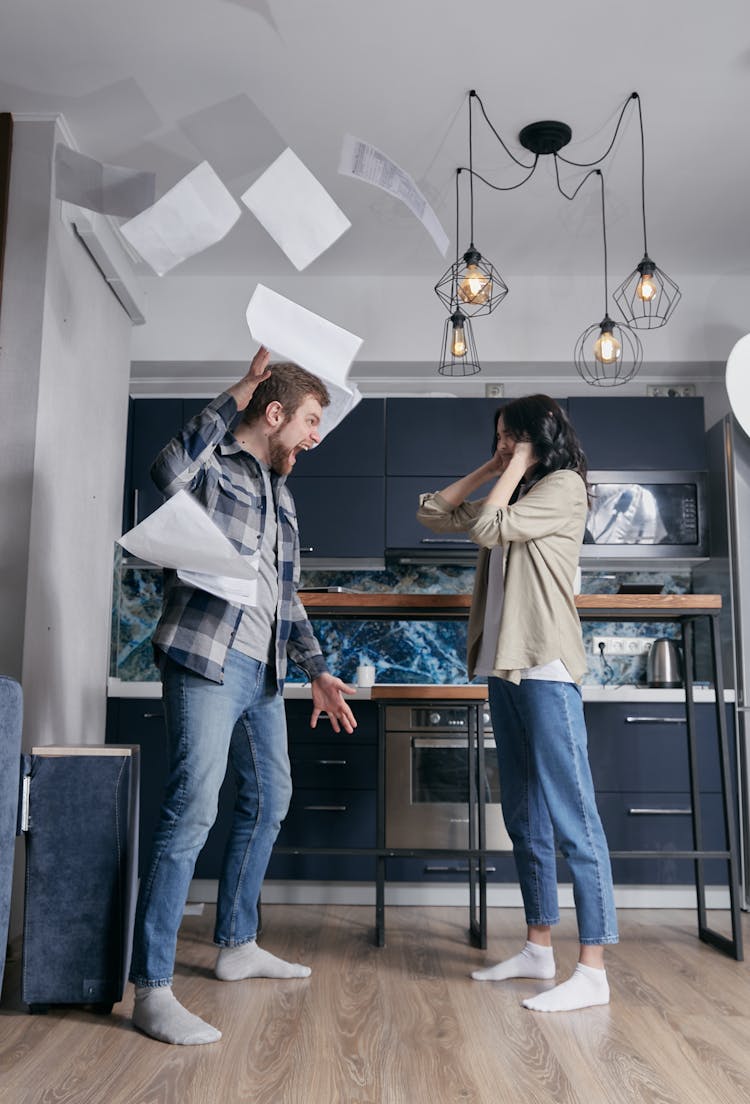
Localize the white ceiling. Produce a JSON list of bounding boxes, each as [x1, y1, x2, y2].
[[3, 0, 750, 291]]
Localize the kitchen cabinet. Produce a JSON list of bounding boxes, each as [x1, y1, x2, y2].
[[106, 697, 379, 883], [266, 700, 378, 881], [293, 399, 385, 560], [584, 701, 737, 884], [568, 396, 706, 470], [123, 397, 212, 532], [385, 397, 503, 559]]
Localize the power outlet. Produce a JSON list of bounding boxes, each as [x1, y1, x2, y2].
[[646, 384, 696, 398], [593, 636, 656, 656], [485, 383, 504, 398]]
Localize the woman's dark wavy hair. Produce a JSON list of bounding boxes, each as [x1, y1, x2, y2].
[[493, 394, 589, 498]]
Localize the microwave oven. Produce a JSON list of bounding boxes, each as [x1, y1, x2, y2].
[[580, 470, 709, 559]]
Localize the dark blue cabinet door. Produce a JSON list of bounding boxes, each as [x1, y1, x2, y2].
[[124, 398, 215, 531], [294, 399, 385, 477], [292, 476, 384, 558], [568, 396, 706, 470], [386, 475, 481, 554], [386, 398, 503, 476]]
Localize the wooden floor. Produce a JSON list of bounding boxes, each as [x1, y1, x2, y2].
[[1, 905, 750, 1104]]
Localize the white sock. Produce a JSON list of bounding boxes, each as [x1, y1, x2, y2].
[[471, 941, 556, 981], [522, 962, 610, 1012], [132, 985, 221, 1045], [215, 940, 311, 981]]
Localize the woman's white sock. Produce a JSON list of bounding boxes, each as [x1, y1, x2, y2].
[[522, 962, 609, 1012], [471, 940, 556, 981]]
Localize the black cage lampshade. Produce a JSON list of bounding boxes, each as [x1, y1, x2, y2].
[[438, 309, 482, 376], [613, 253, 681, 330], [435, 244, 508, 318], [574, 312, 643, 387]]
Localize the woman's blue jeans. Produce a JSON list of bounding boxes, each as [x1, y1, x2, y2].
[[129, 650, 292, 987], [488, 677, 618, 945]]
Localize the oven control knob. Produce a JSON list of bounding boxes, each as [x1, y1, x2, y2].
[[429, 711, 441, 726]]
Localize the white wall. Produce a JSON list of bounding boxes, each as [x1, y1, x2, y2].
[[0, 118, 132, 747]]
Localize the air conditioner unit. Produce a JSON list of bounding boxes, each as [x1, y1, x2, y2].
[[70, 210, 146, 325]]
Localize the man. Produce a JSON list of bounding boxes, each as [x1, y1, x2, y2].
[[129, 347, 356, 1045]]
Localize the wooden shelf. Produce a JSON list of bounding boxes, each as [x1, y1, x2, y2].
[[300, 592, 721, 621]]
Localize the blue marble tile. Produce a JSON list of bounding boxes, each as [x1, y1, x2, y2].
[[110, 558, 692, 687]]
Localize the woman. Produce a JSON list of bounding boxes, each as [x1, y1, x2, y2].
[[417, 395, 617, 1012]]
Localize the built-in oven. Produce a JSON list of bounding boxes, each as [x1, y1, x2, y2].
[[384, 704, 512, 851]]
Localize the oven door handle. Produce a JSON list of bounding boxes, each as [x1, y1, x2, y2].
[[411, 737, 496, 750]]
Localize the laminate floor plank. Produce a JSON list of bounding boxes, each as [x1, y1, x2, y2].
[[1, 905, 749, 1104]]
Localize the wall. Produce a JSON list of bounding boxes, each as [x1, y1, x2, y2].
[[0, 119, 133, 942], [0, 118, 133, 749]]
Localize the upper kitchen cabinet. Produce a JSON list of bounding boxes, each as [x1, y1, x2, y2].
[[293, 399, 385, 560], [124, 398, 214, 531], [568, 396, 706, 470], [385, 397, 504, 559], [386, 397, 504, 476]]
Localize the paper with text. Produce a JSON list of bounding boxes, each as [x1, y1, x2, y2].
[[338, 134, 449, 256]]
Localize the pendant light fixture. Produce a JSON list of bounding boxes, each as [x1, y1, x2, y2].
[[574, 171, 642, 386], [438, 307, 482, 376], [434, 93, 508, 317], [613, 94, 681, 329]]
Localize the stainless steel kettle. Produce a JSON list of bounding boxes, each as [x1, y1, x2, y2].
[[647, 638, 682, 688]]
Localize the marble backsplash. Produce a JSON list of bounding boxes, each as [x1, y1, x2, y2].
[[111, 550, 690, 686]]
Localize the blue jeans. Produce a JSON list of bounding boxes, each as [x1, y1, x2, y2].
[[129, 650, 292, 987], [488, 677, 618, 945]]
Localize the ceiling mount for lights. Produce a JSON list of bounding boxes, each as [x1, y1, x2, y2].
[[519, 120, 572, 156]]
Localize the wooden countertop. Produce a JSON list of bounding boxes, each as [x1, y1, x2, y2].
[[300, 592, 721, 619], [370, 684, 489, 701]]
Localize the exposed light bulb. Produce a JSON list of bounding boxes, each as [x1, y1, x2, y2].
[[458, 264, 491, 305], [636, 273, 657, 302], [593, 329, 621, 365], [451, 322, 467, 357]]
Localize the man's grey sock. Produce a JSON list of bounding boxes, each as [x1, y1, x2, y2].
[[215, 940, 311, 981], [132, 985, 221, 1045]]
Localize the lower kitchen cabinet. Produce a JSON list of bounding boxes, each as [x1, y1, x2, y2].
[[584, 701, 737, 885], [106, 695, 737, 888], [106, 697, 379, 883]]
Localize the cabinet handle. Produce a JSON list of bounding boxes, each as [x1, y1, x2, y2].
[[300, 546, 314, 553], [625, 716, 685, 725], [303, 804, 347, 812], [424, 865, 497, 874], [133, 489, 140, 527], [628, 807, 692, 816], [420, 538, 473, 545], [315, 759, 347, 765], [142, 712, 163, 719]]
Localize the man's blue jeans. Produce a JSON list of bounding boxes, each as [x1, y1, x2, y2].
[[488, 677, 618, 945], [129, 650, 292, 987]]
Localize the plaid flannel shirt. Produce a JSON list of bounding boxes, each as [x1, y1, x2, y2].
[[150, 392, 329, 690]]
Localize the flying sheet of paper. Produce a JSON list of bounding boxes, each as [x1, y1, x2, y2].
[[117, 489, 259, 605], [55, 145, 156, 219], [319, 380, 363, 440], [241, 147, 351, 270], [246, 283, 363, 391], [119, 161, 241, 275], [338, 134, 449, 256]]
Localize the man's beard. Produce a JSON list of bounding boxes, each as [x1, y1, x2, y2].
[[268, 429, 293, 475]]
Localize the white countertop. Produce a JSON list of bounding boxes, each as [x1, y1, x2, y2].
[[108, 677, 735, 704]]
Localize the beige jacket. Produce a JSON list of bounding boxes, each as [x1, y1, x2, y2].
[[417, 469, 588, 684]]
